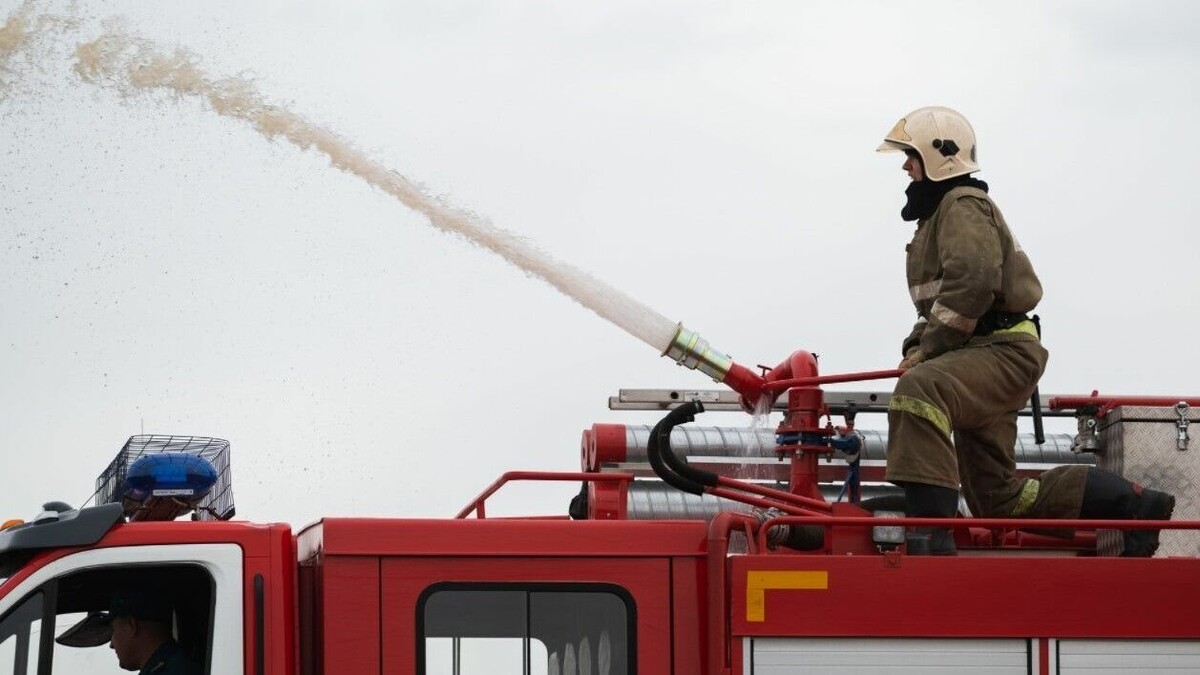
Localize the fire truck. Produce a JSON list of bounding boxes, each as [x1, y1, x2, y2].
[[2, 328, 1199, 674]]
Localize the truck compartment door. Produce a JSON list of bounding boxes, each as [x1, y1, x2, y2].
[[747, 637, 1030, 674]]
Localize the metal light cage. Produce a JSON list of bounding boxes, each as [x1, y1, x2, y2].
[[92, 435, 235, 521]]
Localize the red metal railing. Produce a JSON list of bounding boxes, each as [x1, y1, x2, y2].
[[1050, 393, 1200, 416], [761, 368, 905, 392], [454, 470, 634, 519]]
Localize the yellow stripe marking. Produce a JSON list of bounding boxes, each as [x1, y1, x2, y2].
[[746, 571, 828, 622], [1012, 478, 1040, 516], [889, 394, 953, 438]]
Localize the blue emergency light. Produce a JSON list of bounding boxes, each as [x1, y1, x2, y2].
[[123, 453, 219, 502], [94, 436, 234, 522]]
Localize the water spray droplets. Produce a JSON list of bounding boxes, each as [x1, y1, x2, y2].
[[0, 7, 31, 70], [68, 24, 681, 353]]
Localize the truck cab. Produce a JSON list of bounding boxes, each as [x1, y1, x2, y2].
[[0, 503, 289, 675]]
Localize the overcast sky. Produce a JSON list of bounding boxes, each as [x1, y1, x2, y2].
[[2, 0, 1198, 528]]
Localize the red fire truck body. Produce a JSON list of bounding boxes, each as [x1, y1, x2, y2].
[[3, 354, 1200, 674], [4, 494, 1200, 674]]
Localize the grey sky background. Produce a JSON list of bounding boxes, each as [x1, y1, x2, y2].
[[2, 0, 1198, 528]]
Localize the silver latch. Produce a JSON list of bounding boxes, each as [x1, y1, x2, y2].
[[1176, 402, 1190, 451]]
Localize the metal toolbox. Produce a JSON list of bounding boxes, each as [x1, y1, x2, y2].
[[1096, 403, 1197, 557]]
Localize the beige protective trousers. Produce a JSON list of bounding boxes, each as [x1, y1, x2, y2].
[[885, 333, 1088, 518]]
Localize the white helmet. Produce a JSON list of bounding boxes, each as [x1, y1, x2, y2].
[[877, 106, 979, 182]]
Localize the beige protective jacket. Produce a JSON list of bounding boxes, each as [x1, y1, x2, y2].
[[901, 186, 1043, 359]]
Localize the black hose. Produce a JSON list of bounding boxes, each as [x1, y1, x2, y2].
[[661, 405, 720, 489], [646, 412, 701, 495], [647, 401, 721, 495], [647, 402, 706, 495]]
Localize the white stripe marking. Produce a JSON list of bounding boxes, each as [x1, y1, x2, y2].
[[909, 279, 942, 302], [931, 300, 976, 332]]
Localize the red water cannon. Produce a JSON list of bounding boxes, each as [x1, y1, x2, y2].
[[759, 350, 903, 499], [762, 350, 830, 500], [661, 324, 900, 501]]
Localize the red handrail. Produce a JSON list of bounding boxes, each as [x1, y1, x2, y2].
[[707, 511, 759, 675], [761, 368, 905, 392], [454, 471, 634, 519], [1049, 393, 1200, 417]]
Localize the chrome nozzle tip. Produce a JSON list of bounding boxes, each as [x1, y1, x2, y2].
[[661, 324, 733, 382]]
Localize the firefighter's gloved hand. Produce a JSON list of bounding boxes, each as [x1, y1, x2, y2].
[[898, 349, 925, 371]]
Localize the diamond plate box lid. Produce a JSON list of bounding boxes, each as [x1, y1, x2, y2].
[[1097, 404, 1197, 557], [1102, 404, 1200, 425]]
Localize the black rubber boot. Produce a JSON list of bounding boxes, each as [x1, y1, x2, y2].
[[1079, 467, 1176, 557], [903, 483, 959, 556]]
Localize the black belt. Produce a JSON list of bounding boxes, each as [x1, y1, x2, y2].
[[973, 311, 1029, 336]]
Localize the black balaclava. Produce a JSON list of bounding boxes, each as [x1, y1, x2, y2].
[[901, 153, 989, 222]]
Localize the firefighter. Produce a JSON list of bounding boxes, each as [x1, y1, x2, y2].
[[106, 588, 203, 675], [876, 106, 1175, 555], [56, 586, 202, 674]]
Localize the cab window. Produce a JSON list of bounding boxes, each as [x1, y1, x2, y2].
[[0, 592, 44, 675], [1, 564, 213, 674]]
